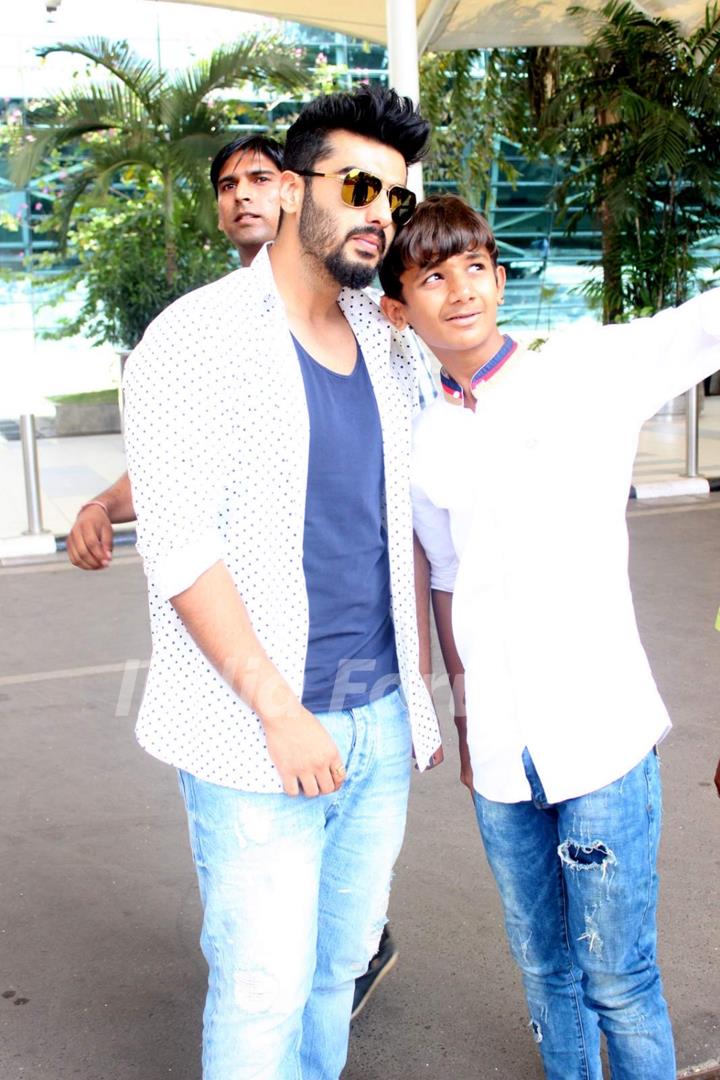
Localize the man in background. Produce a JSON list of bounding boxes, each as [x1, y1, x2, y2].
[[66, 133, 284, 568]]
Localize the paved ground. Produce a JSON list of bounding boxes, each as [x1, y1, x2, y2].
[[3, 397, 720, 542], [1, 496, 719, 1080]]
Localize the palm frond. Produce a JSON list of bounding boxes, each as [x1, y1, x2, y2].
[[49, 81, 147, 133], [48, 168, 98, 248], [10, 81, 149, 186], [10, 129, 68, 187], [168, 131, 226, 172], [164, 36, 307, 129], [636, 115, 694, 170], [38, 37, 164, 118]]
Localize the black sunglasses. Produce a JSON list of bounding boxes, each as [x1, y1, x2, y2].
[[296, 167, 417, 226]]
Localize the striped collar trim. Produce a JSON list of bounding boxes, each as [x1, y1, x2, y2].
[[440, 335, 518, 406]]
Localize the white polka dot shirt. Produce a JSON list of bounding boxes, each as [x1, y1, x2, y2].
[[123, 245, 442, 791]]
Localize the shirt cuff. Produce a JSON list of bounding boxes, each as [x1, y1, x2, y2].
[[145, 534, 224, 601], [430, 560, 458, 593]]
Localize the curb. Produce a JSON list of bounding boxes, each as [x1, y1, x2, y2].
[[0, 532, 57, 561], [630, 476, 720, 500], [2, 475, 720, 563], [677, 1062, 720, 1079], [0, 527, 137, 566]]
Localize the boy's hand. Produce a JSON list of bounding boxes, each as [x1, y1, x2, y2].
[[454, 714, 474, 795], [459, 752, 474, 793]]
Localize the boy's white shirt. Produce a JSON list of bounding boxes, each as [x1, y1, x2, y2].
[[412, 289, 720, 804]]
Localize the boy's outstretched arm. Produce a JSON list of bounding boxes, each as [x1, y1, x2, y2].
[[432, 589, 473, 794]]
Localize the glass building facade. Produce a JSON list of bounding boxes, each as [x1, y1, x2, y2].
[[1, 10, 602, 347]]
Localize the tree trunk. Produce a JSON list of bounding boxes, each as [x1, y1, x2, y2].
[[527, 47, 560, 124], [597, 107, 622, 324], [599, 194, 623, 324], [164, 170, 177, 288]]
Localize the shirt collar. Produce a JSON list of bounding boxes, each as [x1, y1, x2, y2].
[[248, 241, 281, 304], [440, 335, 518, 406], [249, 245, 387, 337]]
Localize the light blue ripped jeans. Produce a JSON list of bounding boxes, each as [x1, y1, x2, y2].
[[473, 748, 675, 1080], [178, 688, 412, 1080]]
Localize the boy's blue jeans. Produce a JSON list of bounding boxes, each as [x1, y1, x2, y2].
[[473, 748, 675, 1080], [178, 688, 412, 1080]]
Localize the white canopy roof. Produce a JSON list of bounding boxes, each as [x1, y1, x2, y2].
[[151, 0, 712, 197], [154, 0, 711, 49]]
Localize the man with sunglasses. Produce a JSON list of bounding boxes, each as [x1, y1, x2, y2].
[[122, 86, 441, 1080], [66, 127, 436, 1021]]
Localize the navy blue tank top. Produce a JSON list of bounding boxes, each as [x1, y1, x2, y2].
[[293, 335, 399, 712]]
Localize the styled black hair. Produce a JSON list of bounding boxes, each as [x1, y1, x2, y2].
[[283, 85, 430, 175], [210, 134, 284, 196], [379, 194, 500, 301]]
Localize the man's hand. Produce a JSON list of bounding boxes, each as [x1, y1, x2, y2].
[[428, 745, 444, 769], [67, 505, 113, 570], [714, 757, 720, 799], [171, 562, 346, 798], [263, 706, 346, 797]]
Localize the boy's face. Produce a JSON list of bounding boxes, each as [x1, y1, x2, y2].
[[381, 247, 506, 369]]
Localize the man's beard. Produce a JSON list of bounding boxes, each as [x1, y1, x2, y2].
[[299, 186, 386, 289]]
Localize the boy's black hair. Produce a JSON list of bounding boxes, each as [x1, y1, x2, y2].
[[379, 194, 500, 301], [210, 134, 284, 196], [283, 85, 430, 175]]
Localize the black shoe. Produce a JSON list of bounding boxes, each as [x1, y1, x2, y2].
[[351, 926, 398, 1021]]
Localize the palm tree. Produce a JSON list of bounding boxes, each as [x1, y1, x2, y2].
[[538, 1, 720, 322], [11, 35, 307, 287]]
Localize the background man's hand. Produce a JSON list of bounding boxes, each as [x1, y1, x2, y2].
[[67, 505, 113, 570], [66, 474, 135, 570], [263, 706, 346, 798]]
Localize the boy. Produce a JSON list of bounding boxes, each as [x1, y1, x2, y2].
[[379, 194, 720, 1080]]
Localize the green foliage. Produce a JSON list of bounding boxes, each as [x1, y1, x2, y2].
[[49, 389, 119, 405], [35, 192, 236, 349], [0, 208, 20, 233], [11, 34, 306, 210], [419, 50, 519, 209], [9, 33, 307, 331], [534, 0, 720, 321]]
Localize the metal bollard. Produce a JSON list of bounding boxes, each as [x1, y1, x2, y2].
[[19, 414, 49, 535], [685, 384, 699, 478]]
